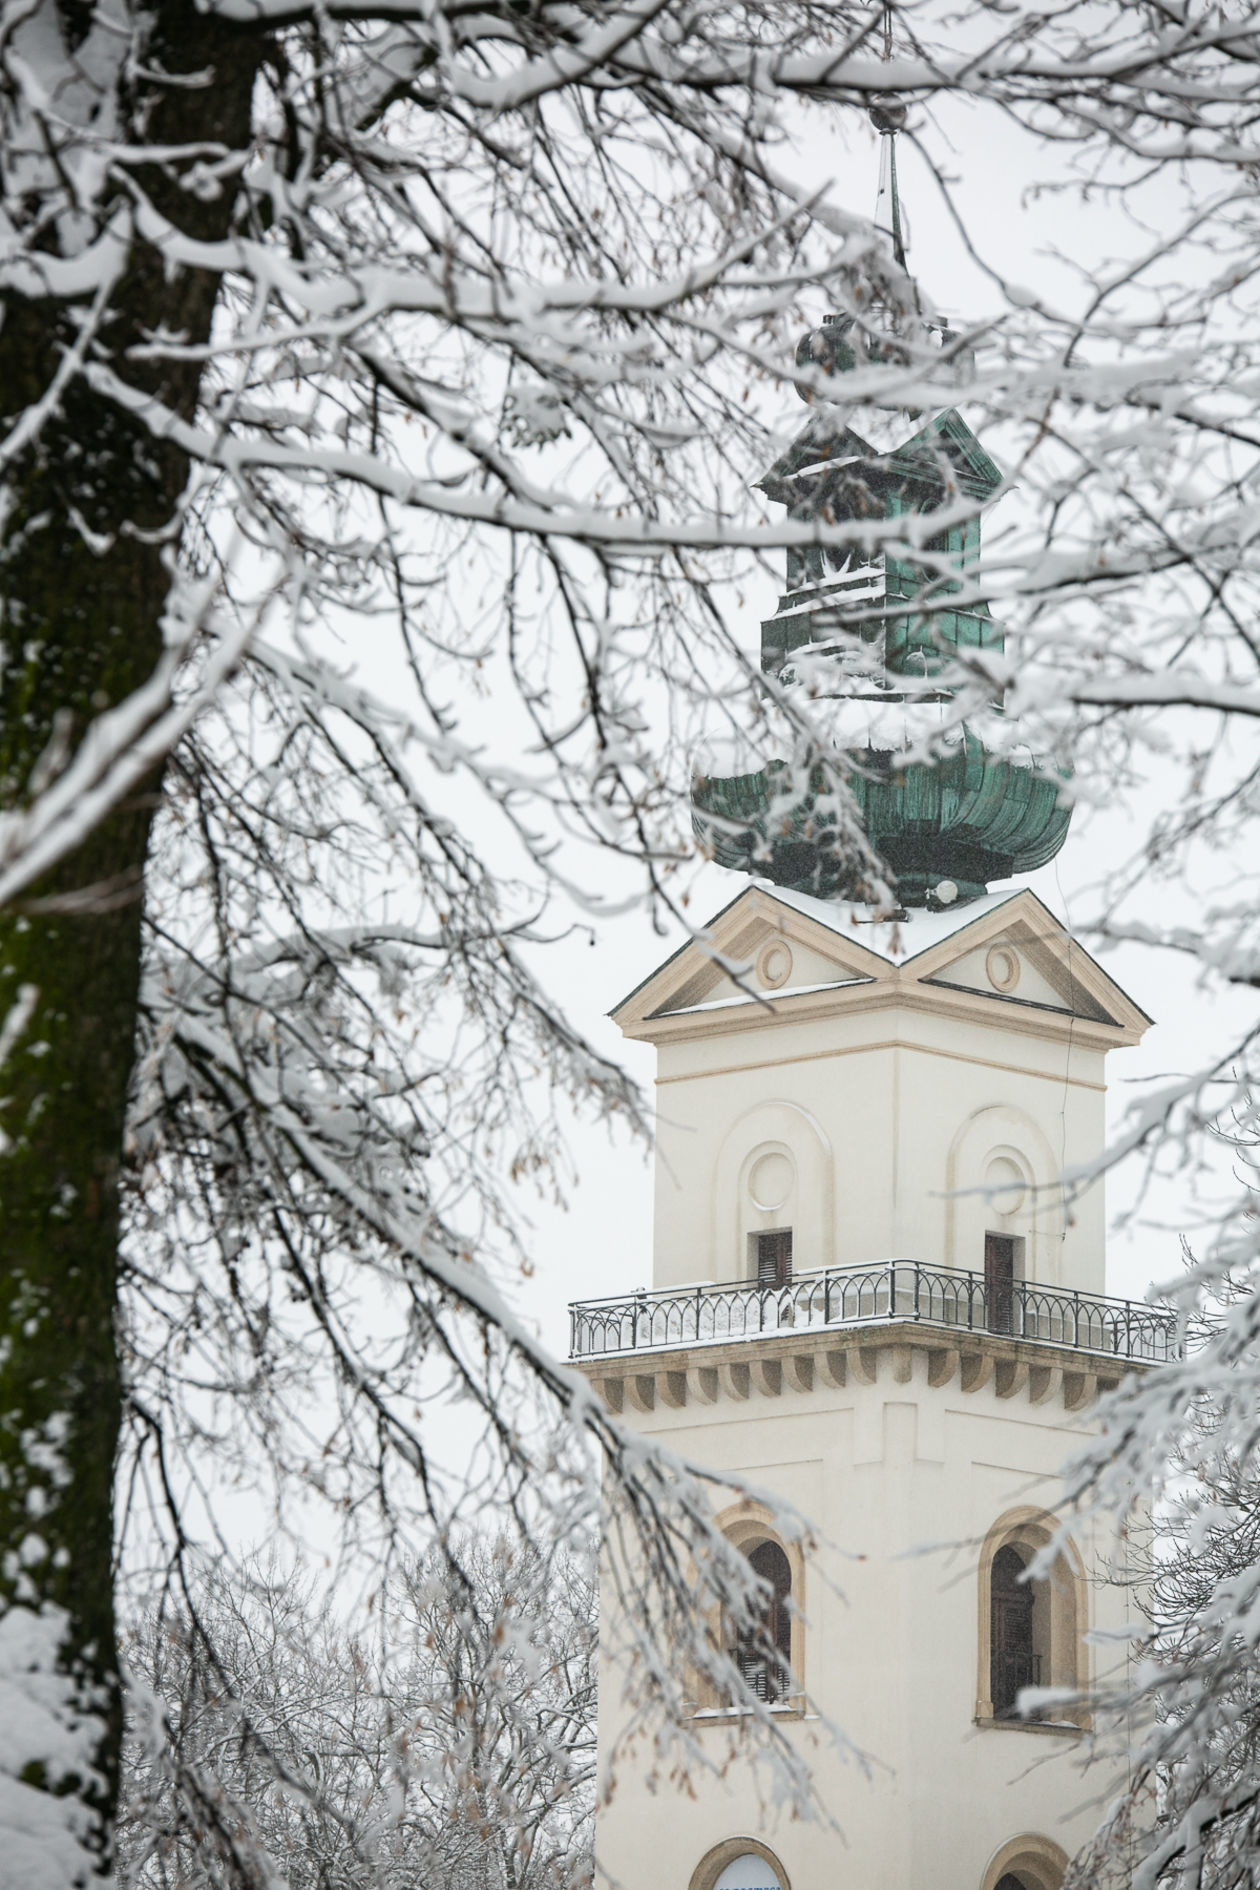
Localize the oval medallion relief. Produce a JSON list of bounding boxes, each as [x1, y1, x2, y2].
[[756, 941, 793, 989], [984, 1153, 1027, 1216], [749, 1150, 794, 1213], [985, 943, 1021, 993]]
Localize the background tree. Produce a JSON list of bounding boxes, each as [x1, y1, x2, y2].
[[1064, 1124, 1260, 1890], [8, 0, 1260, 1884], [116, 1542, 596, 1890]]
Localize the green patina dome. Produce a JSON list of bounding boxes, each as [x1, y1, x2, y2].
[[693, 736, 1071, 909], [691, 322, 1070, 909]]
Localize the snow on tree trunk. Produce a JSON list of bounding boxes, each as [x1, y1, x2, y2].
[[0, 2, 258, 1874]]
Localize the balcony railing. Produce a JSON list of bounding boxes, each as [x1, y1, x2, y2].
[[569, 1259, 1179, 1365]]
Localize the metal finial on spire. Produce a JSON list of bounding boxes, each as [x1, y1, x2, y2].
[[869, 4, 908, 272], [874, 128, 908, 272]]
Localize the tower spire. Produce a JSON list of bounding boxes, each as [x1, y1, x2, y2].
[[871, 5, 909, 274], [690, 59, 1071, 914], [876, 132, 908, 275]]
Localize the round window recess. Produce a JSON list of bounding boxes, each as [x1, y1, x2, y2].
[[985, 943, 1021, 993], [985, 1153, 1027, 1217], [749, 1150, 793, 1213], [713, 1857, 784, 1890], [756, 941, 793, 989]]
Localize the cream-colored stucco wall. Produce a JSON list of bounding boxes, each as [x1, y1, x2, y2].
[[651, 999, 1108, 1297], [591, 886, 1149, 1890], [595, 1349, 1136, 1890]]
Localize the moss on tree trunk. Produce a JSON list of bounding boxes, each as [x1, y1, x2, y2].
[[0, 3, 259, 1872]]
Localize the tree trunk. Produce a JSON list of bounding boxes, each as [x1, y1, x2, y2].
[[0, 4, 260, 1874]]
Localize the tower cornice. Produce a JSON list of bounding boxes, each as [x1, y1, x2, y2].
[[574, 1320, 1154, 1421]]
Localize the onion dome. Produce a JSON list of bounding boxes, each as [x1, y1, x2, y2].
[[693, 735, 1070, 910]]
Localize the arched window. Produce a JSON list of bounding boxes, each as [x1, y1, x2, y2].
[[736, 1539, 794, 1702], [990, 1545, 1038, 1717], [689, 1839, 791, 1890], [978, 1510, 1085, 1728], [713, 1853, 786, 1890], [705, 1506, 805, 1717], [980, 1838, 1068, 1890]]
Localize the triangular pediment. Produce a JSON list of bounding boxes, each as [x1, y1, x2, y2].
[[613, 882, 1150, 1047], [612, 886, 882, 1035], [755, 419, 877, 508], [926, 933, 1092, 1014], [885, 409, 1003, 501], [896, 890, 1150, 1035], [757, 409, 1002, 522]]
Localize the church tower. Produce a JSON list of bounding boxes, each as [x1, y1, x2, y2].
[[571, 116, 1170, 1890]]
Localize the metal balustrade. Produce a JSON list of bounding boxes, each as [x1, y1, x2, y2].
[[569, 1259, 1179, 1364]]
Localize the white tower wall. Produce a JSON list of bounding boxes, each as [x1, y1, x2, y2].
[[594, 1352, 1134, 1890], [579, 882, 1156, 1890]]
